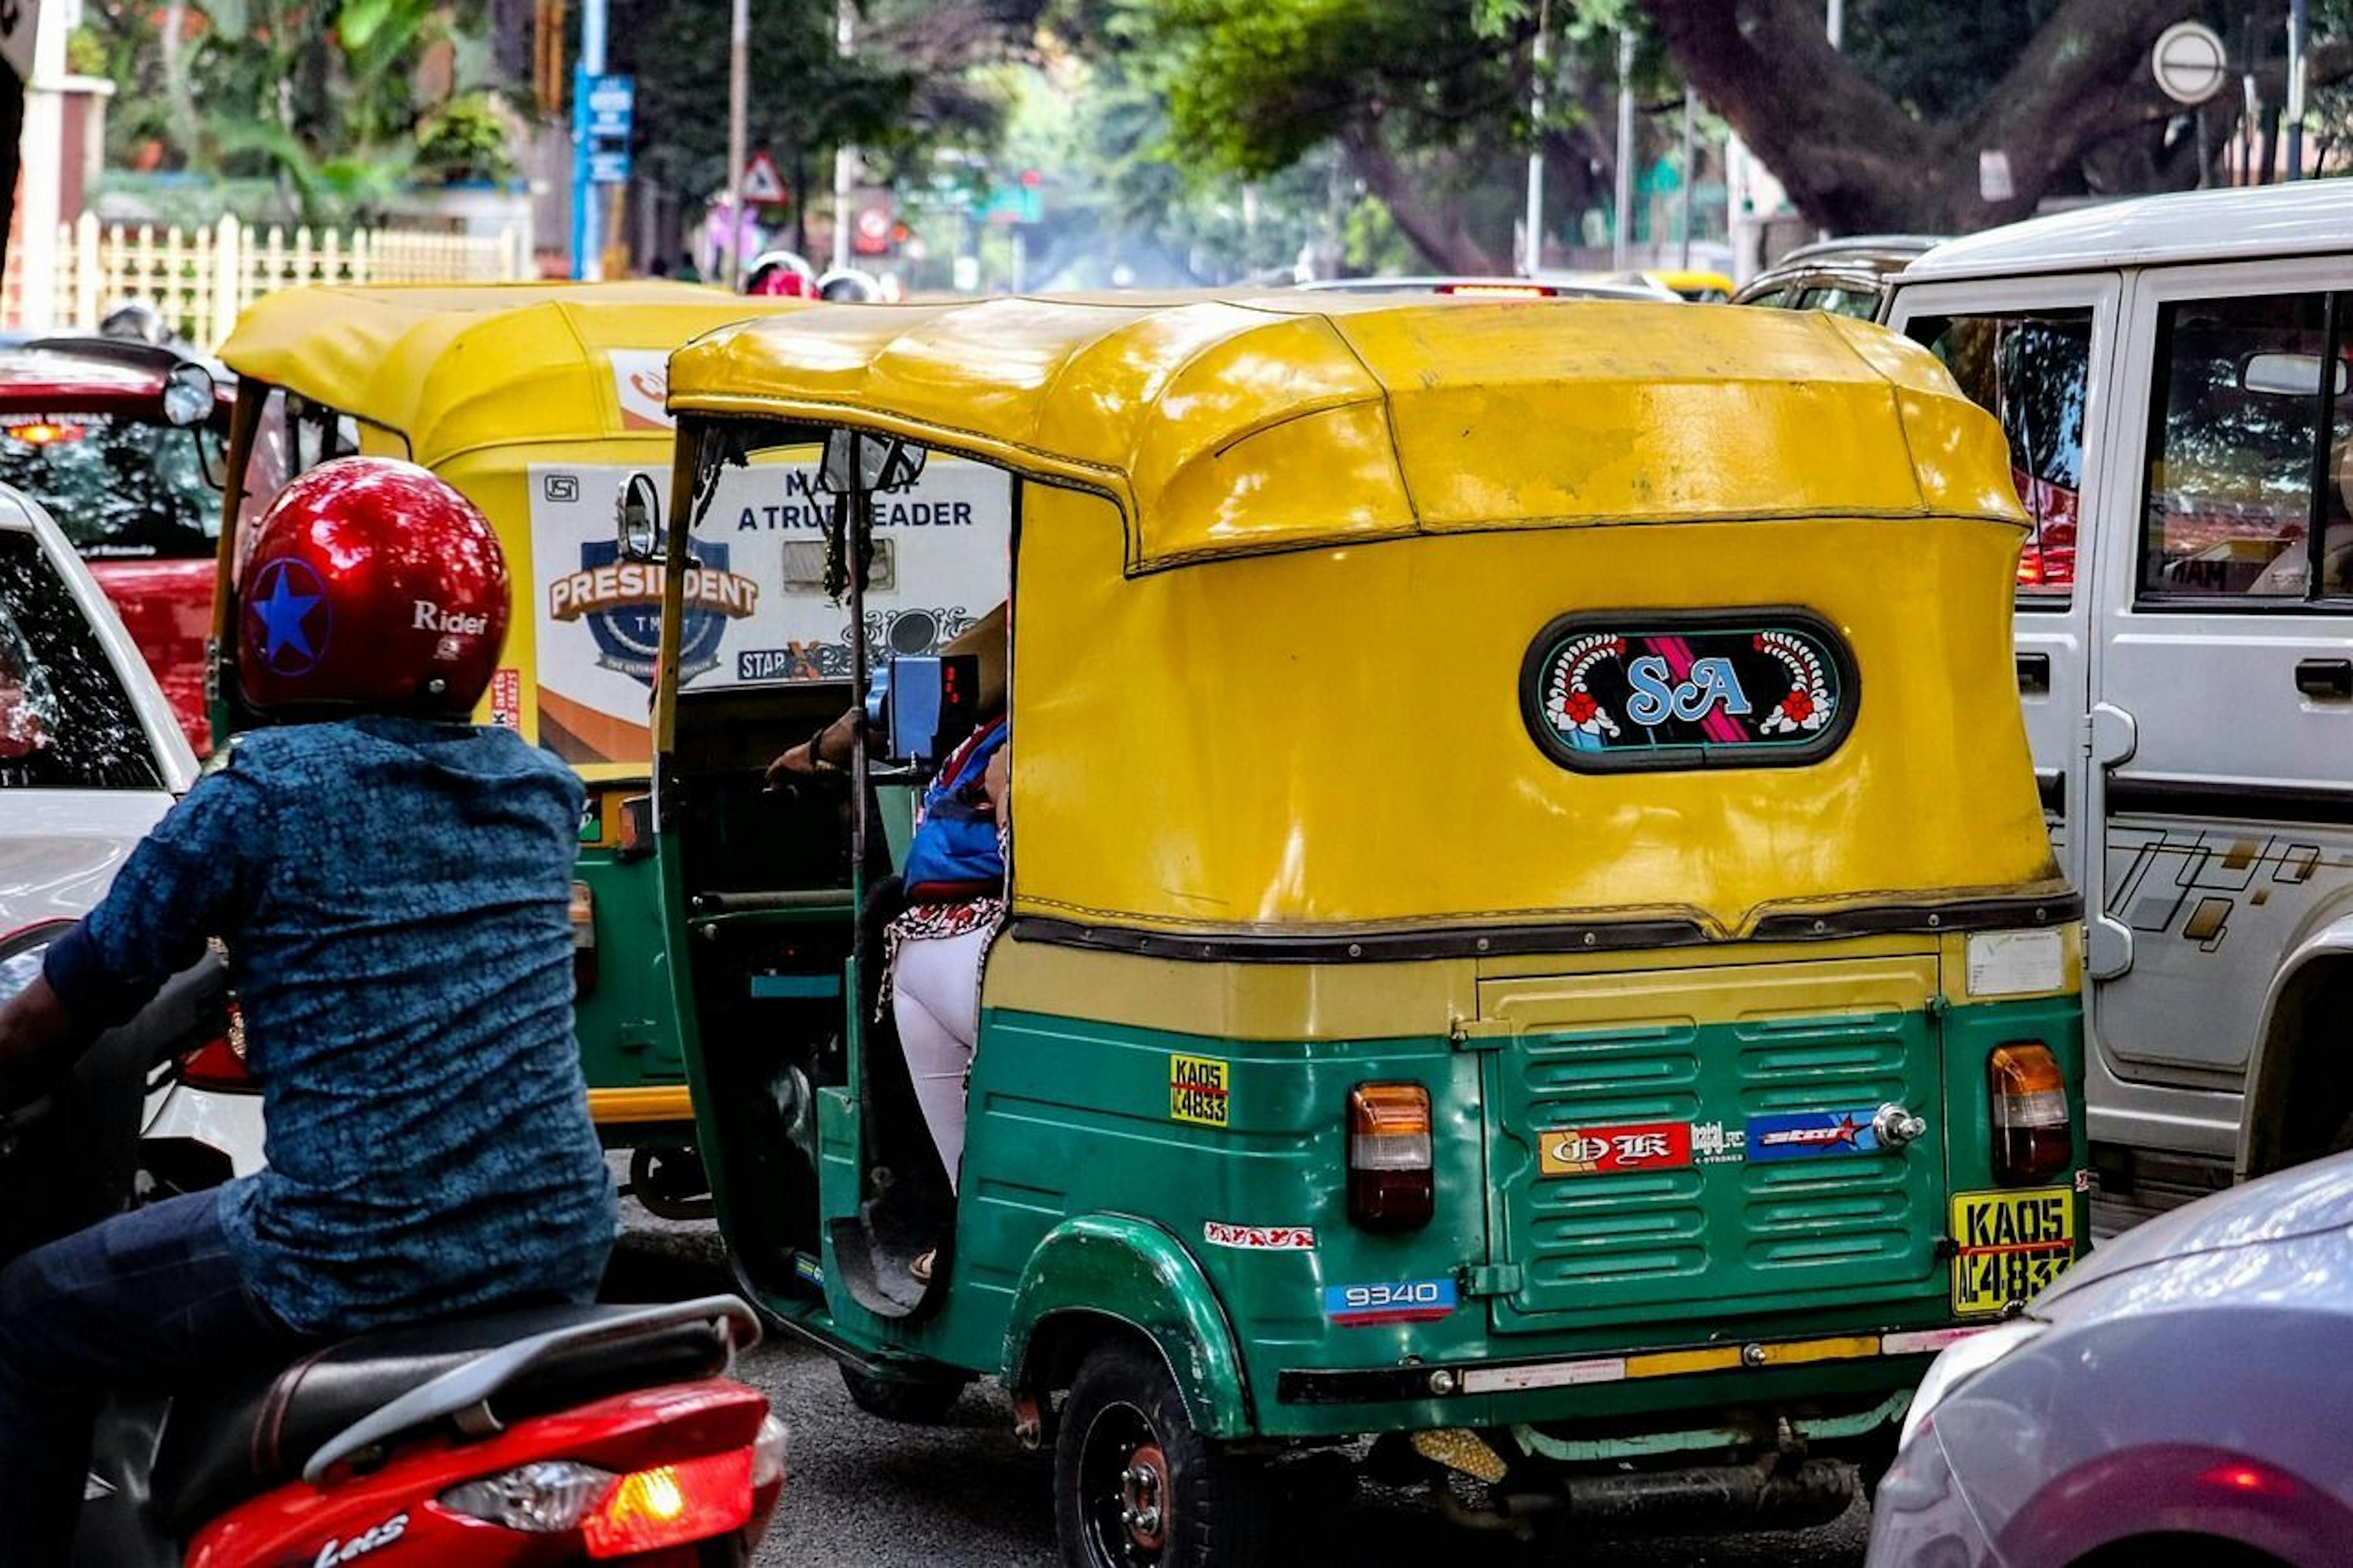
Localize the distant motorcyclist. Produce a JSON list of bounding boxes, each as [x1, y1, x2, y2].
[[0, 458, 618, 1562]]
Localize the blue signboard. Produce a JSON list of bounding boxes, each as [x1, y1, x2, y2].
[[588, 150, 631, 184], [586, 74, 635, 141]]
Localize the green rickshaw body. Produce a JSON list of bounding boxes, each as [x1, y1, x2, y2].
[[650, 292, 2088, 1521]]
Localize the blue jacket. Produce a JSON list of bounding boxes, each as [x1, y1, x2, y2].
[[44, 716, 618, 1335], [900, 717, 1008, 897]]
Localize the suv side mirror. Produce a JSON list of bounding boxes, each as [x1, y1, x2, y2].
[[615, 472, 665, 563]]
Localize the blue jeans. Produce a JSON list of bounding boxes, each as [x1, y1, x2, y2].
[[0, 1190, 306, 1566]]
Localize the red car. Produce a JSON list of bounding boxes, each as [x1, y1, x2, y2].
[[0, 338, 260, 752]]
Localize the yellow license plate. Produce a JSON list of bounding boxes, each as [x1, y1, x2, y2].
[[1949, 1187, 2075, 1316]]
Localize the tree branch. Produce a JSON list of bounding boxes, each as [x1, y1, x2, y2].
[[1339, 123, 1499, 273]]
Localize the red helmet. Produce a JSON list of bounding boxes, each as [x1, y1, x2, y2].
[[237, 456, 510, 718]]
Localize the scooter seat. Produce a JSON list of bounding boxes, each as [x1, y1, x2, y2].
[[151, 1301, 738, 1532]]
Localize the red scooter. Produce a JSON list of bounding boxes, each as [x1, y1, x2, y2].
[[0, 934, 785, 1567]]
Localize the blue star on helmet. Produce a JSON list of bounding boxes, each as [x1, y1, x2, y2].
[[252, 563, 323, 667]]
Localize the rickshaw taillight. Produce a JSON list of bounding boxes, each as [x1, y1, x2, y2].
[[1987, 1043, 2071, 1187], [1347, 1083, 1433, 1230]]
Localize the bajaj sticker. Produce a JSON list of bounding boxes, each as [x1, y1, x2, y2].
[[1324, 1277, 1458, 1327], [1537, 1120, 1691, 1177], [1520, 611, 1857, 773], [1950, 1188, 2074, 1316], [1203, 1221, 1314, 1251], [1745, 1108, 1886, 1162], [1170, 1054, 1229, 1127], [1691, 1119, 1748, 1164]]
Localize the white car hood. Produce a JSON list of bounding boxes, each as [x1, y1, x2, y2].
[[0, 790, 176, 933]]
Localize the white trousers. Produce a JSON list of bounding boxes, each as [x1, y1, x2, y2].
[[890, 925, 990, 1192]]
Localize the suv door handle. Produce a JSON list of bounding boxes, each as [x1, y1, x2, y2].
[[2295, 658, 2352, 700], [2016, 653, 2051, 694]]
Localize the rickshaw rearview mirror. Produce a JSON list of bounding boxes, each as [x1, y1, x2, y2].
[[615, 472, 666, 564], [2240, 351, 2348, 400], [819, 428, 927, 496], [865, 653, 980, 765]]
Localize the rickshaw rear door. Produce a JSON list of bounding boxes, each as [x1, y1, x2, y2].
[[1474, 955, 1949, 1331]]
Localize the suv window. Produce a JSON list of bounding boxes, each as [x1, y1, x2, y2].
[[1911, 308, 2093, 599], [0, 413, 223, 561], [2140, 291, 2350, 605], [0, 530, 166, 789]]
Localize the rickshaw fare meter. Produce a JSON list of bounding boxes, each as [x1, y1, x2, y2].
[[865, 654, 980, 765]]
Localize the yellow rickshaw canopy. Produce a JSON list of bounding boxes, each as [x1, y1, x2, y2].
[[218, 282, 805, 468], [665, 292, 2026, 574]]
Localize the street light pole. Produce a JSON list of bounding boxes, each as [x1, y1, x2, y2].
[[1612, 29, 1634, 268], [1523, 0, 1549, 276], [2287, 0, 2308, 180], [569, 0, 608, 279], [724, 0, 748, 288], [831, 0, 856, 274]]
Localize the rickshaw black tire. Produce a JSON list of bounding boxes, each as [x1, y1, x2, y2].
[[839, 1363, 969, 1423], [1055, 1338, 1270, 1568]]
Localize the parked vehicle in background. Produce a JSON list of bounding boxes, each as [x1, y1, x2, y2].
[[1297, 273, 1677, 301], [0, 481, 263, 1189], [0, 337, 260, 754], [1879, 181, 2353, 1224], [1870, 1148, 2353, 1567], [1610, 268, 1737, 302], [1733, 235, 1942, 317]]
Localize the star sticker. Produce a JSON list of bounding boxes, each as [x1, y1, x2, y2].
[[252, 563, 322, 667]]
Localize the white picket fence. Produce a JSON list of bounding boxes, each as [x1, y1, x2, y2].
[[2, 213, 528, 350]]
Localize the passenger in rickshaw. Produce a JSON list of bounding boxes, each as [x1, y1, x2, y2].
[[768, 604, 1009, 1278]]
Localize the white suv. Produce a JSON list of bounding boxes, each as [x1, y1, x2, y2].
[[1880, 182, 2352, 1218], [0, 482, 263, 1186]]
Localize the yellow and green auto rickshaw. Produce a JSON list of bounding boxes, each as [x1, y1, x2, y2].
[[635, 292, 2088, 1561], [205, 282, 1012, 1199]]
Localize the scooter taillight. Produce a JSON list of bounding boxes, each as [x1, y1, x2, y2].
[[438, 1415, 782, 1556], [582, 1447, 754, 1557]]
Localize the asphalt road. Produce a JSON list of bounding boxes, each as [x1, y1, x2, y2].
[[607, 1198, 1872, 1568]]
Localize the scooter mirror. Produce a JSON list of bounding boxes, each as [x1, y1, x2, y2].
[[615, 472, 666, 564]]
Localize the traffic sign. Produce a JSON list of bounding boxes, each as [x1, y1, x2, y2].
[[2151, 22, 2228, 107], [586, 74, 635, 140], [589, 150, 631, 184], [741, 151, 790, 207]]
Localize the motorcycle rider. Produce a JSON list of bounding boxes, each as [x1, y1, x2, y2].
[[0, 458, 619, 1562]]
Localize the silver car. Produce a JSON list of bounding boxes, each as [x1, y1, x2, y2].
[[0, 481, 263, 1185], [1870, 1151, 2353, 1566]]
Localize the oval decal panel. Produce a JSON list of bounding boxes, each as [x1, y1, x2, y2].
[[1520, 610, 1858, 771]]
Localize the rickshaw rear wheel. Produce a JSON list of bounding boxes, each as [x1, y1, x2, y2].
[[839, 1363, 969, 1423], [1055, 1338, 1269, 1568]]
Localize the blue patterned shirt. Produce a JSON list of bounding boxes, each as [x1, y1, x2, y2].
[[43, 716, 618, 1335]]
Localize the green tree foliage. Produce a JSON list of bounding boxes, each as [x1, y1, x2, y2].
[[1646, 0, 2353, 231], [609, 0, 1014, 214], [75, 0, 509, 222]]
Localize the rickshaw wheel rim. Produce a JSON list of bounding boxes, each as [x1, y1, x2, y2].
[[1078, 1399, 1170, 1564]]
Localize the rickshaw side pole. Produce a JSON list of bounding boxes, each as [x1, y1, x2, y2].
[[842, 485, 871, 887], [205, 377, 270, 742]]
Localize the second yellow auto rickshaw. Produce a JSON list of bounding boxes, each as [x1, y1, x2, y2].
[[204, 282, 1013, 1198], [632, 291, 2088, 1563]]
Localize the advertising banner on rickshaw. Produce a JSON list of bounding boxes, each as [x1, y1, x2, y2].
[[526, 456, 1009, 765]]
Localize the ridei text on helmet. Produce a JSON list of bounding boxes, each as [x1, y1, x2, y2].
[[414, 600, 493, 636]]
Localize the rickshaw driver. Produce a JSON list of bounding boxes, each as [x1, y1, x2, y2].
[[0, 458, 619, 1562]]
